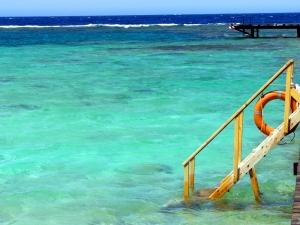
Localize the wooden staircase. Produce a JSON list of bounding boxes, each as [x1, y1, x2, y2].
[[183, 60, 300, 202]]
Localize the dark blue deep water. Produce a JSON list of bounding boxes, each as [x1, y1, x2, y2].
[[0, 13, 300, 26]]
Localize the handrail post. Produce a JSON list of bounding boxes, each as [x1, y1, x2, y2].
[[189, 158, 195, 192], [183, 158, 195, 201], [183, 163, 190, 200], [284, 62, 294, 134], [233, 112, 243, 183]]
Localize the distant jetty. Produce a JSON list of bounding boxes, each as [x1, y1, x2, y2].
[[229, 23, 300, 38]]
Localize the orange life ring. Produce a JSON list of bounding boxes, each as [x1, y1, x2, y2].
[[254, 91, 297, 136]]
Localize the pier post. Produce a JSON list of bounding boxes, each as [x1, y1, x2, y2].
[[297, 28, 300, 38], [256, 29, 259, 38], [250, 28, 255, 38]]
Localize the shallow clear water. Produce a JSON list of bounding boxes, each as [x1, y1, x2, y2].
[[0, 25, 300, 225]]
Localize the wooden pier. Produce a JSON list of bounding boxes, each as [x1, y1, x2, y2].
[[229, 23, 300, 38], [292, 158, 300, 225]]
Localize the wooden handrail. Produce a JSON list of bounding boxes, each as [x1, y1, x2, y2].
[[183, 59, 294, 167]]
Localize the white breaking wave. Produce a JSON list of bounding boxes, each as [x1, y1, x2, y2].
[[0, 23, 225, 29], [0, 24, 98, 29], [99, 24, 150, 28], [183, 24, 204, 26], [184, 23, 226, 26], [155, 23, 178, 27]]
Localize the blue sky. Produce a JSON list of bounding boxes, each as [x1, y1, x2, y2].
[[1, 0, 300, 16]]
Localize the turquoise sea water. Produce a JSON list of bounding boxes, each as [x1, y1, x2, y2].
[[1, 25, 300, 225]]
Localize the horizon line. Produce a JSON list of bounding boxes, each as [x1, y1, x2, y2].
[[1, 11, 300, 18]]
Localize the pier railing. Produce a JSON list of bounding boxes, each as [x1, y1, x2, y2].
[[183, 59, 300, 201]]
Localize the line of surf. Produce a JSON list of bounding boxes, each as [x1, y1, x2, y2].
[[0, 23, 226, 29]]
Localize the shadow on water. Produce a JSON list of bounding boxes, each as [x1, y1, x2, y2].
[[160, 198, 250, 214], [151, 43, 281, 52], [133, 89, 155, 93], [161, 191, 293, 217], [80, 93, 131, 106], [227, 36, 298, 40], [106, 47, 142, 52], [31, 84, 49, 89], [0, 104, 40, 111], [118, 163, 173, 175], [0, 77, 16, 84]]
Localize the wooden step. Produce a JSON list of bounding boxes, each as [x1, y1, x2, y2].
[[194, 188, 217, 201]]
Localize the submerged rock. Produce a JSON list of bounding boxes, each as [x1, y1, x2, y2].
[[133, 89, 155, 94], [161, 199, 185, 212], [152, 44, 243, 51], [120, 163, 173, 175], [0, 104, 40, 111], [0, 77, 15, 83]]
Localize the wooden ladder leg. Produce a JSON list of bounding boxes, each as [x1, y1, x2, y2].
[[183, 164, 190, 201], [249, 167, 261, 202]]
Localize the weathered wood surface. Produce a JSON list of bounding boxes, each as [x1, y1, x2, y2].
[[292, 158, 300, 225]]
